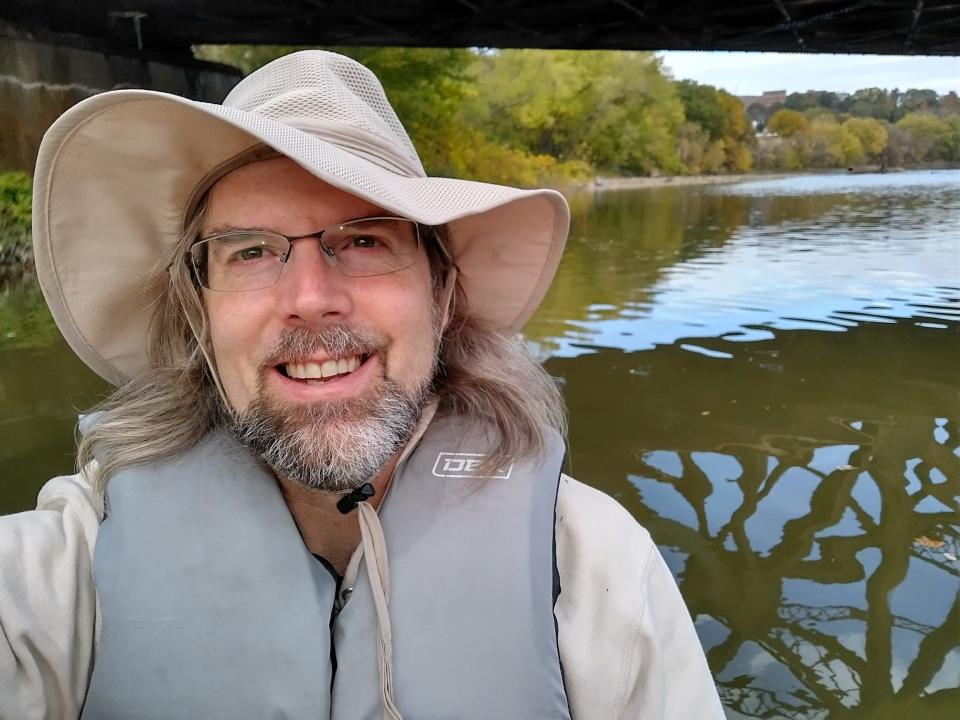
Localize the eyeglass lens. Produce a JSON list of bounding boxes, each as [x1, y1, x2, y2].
[[190, 218, 420, 291]]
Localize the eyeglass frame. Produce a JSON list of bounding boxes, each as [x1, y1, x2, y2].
[[185, 215, 428, 293]]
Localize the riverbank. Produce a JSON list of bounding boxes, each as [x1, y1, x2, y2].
[[582, 172, 793, 192], [577, 164, 960, 193]]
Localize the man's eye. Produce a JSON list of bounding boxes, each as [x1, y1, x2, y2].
[[236, 246, 264, 261], [350, 235, 380, 249]]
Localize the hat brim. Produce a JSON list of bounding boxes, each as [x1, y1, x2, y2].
[[33, 90, 569, 385]]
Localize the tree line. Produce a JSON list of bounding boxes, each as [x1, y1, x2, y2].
[[198, 47, 958, 183], [752, 88, 960, 170], [199, 46, 764, 183]]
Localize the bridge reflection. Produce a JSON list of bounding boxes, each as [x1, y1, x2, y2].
[[547, 319, 959, 719]]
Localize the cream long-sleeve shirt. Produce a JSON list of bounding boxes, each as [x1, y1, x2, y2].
[[0, 470, 724, 719]]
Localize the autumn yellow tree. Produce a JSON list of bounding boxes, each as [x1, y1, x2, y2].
[[841, 117, 888, 164], [767, 109, 811, 138]]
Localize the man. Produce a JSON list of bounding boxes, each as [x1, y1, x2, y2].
[[1, 50, 724, 718]]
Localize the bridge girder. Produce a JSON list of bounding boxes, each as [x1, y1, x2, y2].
[[3, 0, 959, 57]]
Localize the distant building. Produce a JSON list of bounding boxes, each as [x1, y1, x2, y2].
[[738, 90, 787, 108]]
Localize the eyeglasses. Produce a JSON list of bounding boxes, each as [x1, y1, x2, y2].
[[188, 216, 421, 292]]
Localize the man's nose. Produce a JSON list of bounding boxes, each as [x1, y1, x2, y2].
[[275, 238, 353, 323]]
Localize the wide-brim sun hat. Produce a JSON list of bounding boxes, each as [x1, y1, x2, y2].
[[32, 50, 569, 386]]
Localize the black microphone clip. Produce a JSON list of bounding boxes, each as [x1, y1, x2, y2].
[[336, 482, 376, 515]]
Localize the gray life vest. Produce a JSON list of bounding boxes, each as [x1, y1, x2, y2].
[[81, 416, 571, 719]]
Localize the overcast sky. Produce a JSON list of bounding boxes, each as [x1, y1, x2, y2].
[[658, 51, 960, 96]]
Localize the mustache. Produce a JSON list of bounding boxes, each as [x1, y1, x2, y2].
[[262, 325, 388, 366]]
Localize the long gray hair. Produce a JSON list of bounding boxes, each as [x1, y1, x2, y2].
[[77, 202, 566, 495]]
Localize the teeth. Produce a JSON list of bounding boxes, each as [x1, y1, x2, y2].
[[286, 355, 363, 380], [319, 359, 338, 378]]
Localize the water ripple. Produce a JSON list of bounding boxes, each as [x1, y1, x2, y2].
[[530, 170, 960, 358]]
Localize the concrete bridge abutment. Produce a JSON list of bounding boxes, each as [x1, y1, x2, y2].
[[0, 25, 240, 172]]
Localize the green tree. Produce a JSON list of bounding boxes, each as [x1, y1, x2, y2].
[[469, 50, 587, 159], [785, 90, 839, 112], [578, 52, 686, 175], [335, 47, 475, 176], [472, 50, 685, 176], [784, 91, 816, 112], [675, 81, 753, 173], [677, 81, 728, 139], [897, 88, 940, 119], [198, 45, 476, 177], [843, 87, 896, 121]]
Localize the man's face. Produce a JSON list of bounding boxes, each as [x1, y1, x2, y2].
[[201, 156, 439, 490]]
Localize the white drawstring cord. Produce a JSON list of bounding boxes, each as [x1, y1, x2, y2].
[[348, 400, 438, 720], [357, 502, 403, 720]]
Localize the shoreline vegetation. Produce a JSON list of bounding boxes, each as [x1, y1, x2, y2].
[[193, 47, 960, 186], [3, 47, 958, 274], [2, 166, 958, 276], [0, 171, 32, 281]]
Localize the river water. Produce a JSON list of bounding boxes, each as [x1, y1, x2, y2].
[[1, 169, 958, 718]]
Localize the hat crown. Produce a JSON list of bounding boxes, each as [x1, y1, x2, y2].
[[223, 50, 424, 176]]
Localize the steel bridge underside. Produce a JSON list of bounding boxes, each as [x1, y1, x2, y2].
[[3, 1, 958, 59]]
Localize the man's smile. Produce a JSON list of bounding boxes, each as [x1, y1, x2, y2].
[[278, 353, 372, 383], [268, 352, 380, 398]]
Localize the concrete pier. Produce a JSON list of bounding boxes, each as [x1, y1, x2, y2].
[[0, 26, 240, 172]]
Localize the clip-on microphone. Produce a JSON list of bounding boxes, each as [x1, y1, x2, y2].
[[336, 483, 376, 514]]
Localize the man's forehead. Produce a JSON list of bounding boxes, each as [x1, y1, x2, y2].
[[203, 155, 388, 232]]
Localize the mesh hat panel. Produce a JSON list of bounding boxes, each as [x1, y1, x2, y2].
[[224, 51, 421, 175]]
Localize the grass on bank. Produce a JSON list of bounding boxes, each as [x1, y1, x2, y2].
[[0, 171, 33, 275]]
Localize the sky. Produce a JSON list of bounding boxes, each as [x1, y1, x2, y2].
[[658, 51, 960, 96]]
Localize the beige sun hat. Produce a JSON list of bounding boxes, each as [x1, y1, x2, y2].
[[32, 50, 569, 386]]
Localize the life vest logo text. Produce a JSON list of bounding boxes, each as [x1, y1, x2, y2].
[[432, 452, 514, 479]]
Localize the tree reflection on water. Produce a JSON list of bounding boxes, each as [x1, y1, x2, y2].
[[548, 319, 960, 719]]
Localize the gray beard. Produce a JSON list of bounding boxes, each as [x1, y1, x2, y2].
[[231, 325, 434, 493]]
